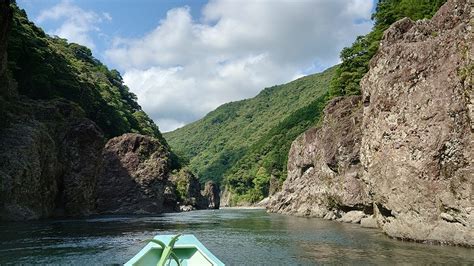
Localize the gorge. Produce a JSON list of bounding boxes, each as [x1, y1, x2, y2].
[[0, 1, 472, 264]]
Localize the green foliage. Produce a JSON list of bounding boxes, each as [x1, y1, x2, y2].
[[223, 93, 328, 203], [329, 0, 447, 97], [174, 172, 190, 202], [7, 4, 166, 143], [165, 67, 336, 203]]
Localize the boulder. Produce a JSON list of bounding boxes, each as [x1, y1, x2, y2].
[[361, 216, 378, 229], [255, 197, 270, 208], [323, 210, 341, 221], [219, 187, 232, 207], [338, 211, 365, 224], [180, 205, 194, 212], [96, 133, 171, 214]]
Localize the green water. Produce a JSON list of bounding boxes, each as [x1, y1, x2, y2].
[[0, 209, 472, 265]]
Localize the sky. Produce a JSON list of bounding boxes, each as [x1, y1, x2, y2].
[[17, 0, 376, 132]]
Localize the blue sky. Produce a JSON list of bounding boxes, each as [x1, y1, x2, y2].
[[17, 0, 376, 132], [18, 0, 208, 67]]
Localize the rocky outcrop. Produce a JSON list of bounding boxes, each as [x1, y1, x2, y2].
[[169, 169, 219, 211], [0, 99, 104, 220], [173, 169, 207, 209], [97, 133, 171, 214], [268, 0, 473, 247], [202, 181, 220, 209], [359, 0, 473, 246], [268, 96, 370, 217]]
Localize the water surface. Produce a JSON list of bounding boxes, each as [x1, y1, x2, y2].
[[0, 209, 472, 265]]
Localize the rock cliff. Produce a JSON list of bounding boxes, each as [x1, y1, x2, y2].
[[359, 0, 473, 246], [269, 0, 473, 246], [96, 133, 171, 214], [268, 96, 369, 218], [0, 99, 104, 220]]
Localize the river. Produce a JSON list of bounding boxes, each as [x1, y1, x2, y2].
[[0, 209, 472, 265]]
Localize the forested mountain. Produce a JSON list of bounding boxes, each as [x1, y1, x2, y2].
[[165, 67, 335, 203]]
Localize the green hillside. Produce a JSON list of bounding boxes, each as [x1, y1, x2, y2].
[[6, 6, 166, 143], [223, 93, 329, 204], [165, 67, 336, 201]]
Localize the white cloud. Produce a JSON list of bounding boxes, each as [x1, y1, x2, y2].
[[37, 0, 110, 49], [107, 0, 374, 132]]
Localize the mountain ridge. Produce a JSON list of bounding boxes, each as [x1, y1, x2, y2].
[[165, 66, 336, 202]]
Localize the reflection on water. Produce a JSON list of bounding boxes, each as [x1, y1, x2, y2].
[[0, 209, 472, 265]]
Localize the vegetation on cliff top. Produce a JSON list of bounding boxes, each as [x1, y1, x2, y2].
[[329, 0, 447, 97], [7, 5, 166, 143]]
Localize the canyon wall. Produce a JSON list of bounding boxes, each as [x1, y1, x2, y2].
[[269, 0, 473, 246]]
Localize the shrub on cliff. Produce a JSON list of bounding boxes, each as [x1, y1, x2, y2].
[[329, 0, 447, 97]]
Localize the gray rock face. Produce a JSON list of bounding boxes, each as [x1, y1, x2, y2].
[[58, 121, 104, 216], [360, 0, 473, 246], [0, 120, 58, 220], [202, 181, 220, 209], [0, 99, 104, 220], [268, 96, 370, 217], [269, 0, 473, 246], [97, 133, 171, 214]]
